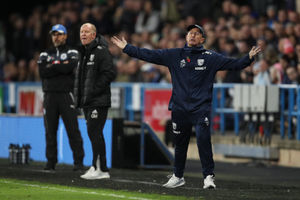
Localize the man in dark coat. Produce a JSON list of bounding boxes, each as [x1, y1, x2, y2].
[[74, 23, 116, 180], [38, 24, 84, 171], [111, 24, 261, 189]]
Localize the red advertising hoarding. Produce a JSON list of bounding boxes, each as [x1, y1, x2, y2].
[[143, 89, 172, 132], [17, 86, 43, 115]]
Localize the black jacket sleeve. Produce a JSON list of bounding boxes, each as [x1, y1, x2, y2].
[[37, 52, 60, 78], [38, 49, 79, 77], [51, 50, 79, 74]]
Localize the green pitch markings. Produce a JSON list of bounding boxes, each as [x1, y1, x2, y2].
[[0, 178, 199, 200]]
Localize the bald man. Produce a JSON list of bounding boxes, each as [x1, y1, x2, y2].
[[74, 23, 116, 179]]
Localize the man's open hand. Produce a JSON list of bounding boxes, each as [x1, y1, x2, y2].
[[249, 46, 261, 59], [111, 36, 127, 49]]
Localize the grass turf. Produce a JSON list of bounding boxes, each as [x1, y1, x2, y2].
[[0, 178, 198, 200]]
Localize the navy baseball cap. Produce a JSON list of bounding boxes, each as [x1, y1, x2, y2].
[[187, 24, 205, 38], [49, 24, 67, 34]]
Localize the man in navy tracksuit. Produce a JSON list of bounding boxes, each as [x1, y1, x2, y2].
[[111, 24, 261, 189]]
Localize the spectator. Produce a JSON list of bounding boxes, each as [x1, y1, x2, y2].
[[127, 59, 143, 82], [273, 22, 285, 38], [264, 27, 277, 49], [266, 5, 277, 29], [140, 63, 161, 82], [282, 38, 297, 67], [293, 23, 300, 38], [7, 15, 27, 62], [160, 0, 180, 23], [295, 43, 300, 63], [224, 38, 239, 57], [115, 0, 141, 34], [3, 62, 18, 82], [135, 0, 160, 34], [253, 59, 271, 85], [240, 66, 254, 83], [286, 66, 299, 84], [27, 53, 40, 81], [287, 10, 299, 24], [16, 59, 27, 82]]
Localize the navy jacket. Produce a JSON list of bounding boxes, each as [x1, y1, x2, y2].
[[123, 44, 254, 115]]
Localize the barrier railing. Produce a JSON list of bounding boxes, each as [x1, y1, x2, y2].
[[0, 82, 299, 140], [212, 83, 240, 135], [279, 85, 300, 140], [212, 83, 300, 141]]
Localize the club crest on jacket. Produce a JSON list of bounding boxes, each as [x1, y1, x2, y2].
[[91, 109, 98, 118]]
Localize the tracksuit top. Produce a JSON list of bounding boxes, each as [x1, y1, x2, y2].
[[123, 44, 254, 117], [38, 44, 78, 93]]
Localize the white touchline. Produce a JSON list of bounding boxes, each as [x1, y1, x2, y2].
[[0, 180, 154, 200], [4, 168, 200, 190], [113, 178, 161, 186], [3, 167, 201, 191], [112, 178, 199, 190]]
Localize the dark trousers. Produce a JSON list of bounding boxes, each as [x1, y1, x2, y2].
[[83, 107, 109, 172], [43, 92, 84, 166], [172, 109, 214, 178]]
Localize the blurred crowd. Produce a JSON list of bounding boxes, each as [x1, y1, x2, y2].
[[0, 0, 300, 85]]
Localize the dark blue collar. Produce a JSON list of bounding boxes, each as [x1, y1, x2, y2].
[[183, 44, 205, 53]]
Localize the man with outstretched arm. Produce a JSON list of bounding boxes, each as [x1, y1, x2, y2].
[[111, 24, 261, 189]]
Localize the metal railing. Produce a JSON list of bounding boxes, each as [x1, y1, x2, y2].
[[212, 83, 300, 140]]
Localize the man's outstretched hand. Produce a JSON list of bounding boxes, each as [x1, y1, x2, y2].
[[111, 36, 127, 49], [249, 46, 261, 59]]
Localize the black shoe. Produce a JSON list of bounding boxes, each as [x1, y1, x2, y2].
[[44, 163, 55, 171], [73, 164, 84, 171]]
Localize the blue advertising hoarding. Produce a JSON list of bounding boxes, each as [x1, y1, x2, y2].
[[0, 116, 112, 167]]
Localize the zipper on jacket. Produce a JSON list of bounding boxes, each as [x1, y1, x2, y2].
[[78, 55, 87, 106], [187, 55, 193, 112], [56, 48, 59, 57]]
